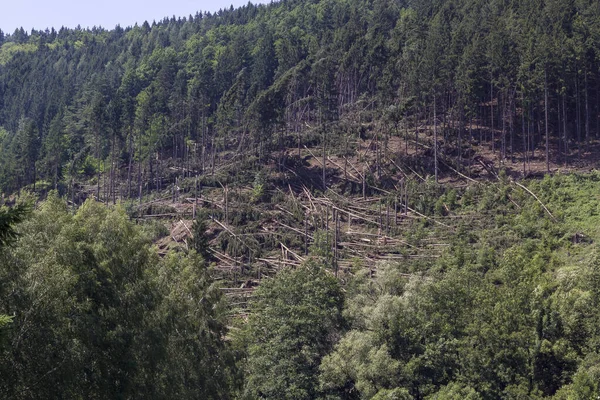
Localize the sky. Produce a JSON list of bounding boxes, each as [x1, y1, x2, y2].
[[0, 0, 268, 34]]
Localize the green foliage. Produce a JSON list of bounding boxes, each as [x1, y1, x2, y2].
[[1, 0, 600, 397], [320, 330, 401, 399], [0, 0, 598, 196], [0, 314, 13, 347], [0, 42, 37, 65], [154, 251, 235, 398], [5, 169, 600, 398], [190, 217, 213, 261], [251, 170, 267, 203], [315, 175, 600, 399], [310, 229, 333, 260], [371, 388, 413, 400], [0, 201, 30, 350], [240, 261, 344, 399], [0, 203, 29, 247], [0, 195, 233, 399], [427, 383, 481, 400]]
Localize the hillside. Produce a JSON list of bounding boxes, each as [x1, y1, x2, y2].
[[0, 0, 599, 196], [1, 0, 600, 398]]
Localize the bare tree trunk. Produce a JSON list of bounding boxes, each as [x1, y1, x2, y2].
[[333, 209, 338, 277], [224, 185, 229, 224], [563, 94, 568, 167], [458, 109, 463, 168], [510, 91, 514, 161], [127, 132, 133, 199], [415, 106, 419, 153], [405, 114, 409, 154], [394, 196, 398, 226], [304, 215, 308, 255], [558, 92, 562, 165], [434, 97, 438, 183], [522, 93, 526, 175], [491, 79, 495, 153], [344, 137, 348, 181], [102, 161, 107, 205], [404, 180, 409, 215], [138, 148, 142, 204], [545, 70, 550, 173], [375, 130, 380, 179], [576, 73, 581, 160], [322, 127, 327, 191], [96, 133, 101, 201], [111, 135, 116, 204], [585, 68, 590, 150], [596, 70, 600, 138], [362, 165, 366, 199], [32, 162, 36, 193], [501, 92, 506, 161]]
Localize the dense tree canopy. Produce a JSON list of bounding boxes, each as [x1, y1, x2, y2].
[[240, 261, 344, 399], [2, 0, 600, 398], [0, 0, 599, 195], [0, 193, 233, 399]]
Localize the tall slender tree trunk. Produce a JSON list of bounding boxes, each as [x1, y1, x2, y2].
[[138, 134, 143, 204], [563, 94, 568, 167], [585, 68, 590, 150], [32, 162, 36, 193], [434, 96, 438, 184], [111, 135, 116, 204], [545, 70, 550, 173], [375, 130, 381, 179], [201, 110, 206, 174], [96, 130, 101, 201], [558, 93, 563, 165], [596, 70, 600, 138], [576, 74, 581, 160], [522, 93, 526, 175], [501, 92, 506, 160], [458, 108, 463, 167], [405, 115, 409, 154], [510, 91, 514, 161], [491, 79, 495, 153], [527, 107, 532, 165], [480, 103, 484, 141], [414, 106, 419, 154], [127, 131, 133, 199], [322, 127, 326, 191]]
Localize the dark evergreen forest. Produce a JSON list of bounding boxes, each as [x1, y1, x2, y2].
[[0, 0, 599, 195], [2, 0, 600, 399]]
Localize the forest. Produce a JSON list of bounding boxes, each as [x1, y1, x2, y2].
[[1, 0, 600, 398]]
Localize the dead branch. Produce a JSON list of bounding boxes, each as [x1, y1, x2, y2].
[[276, 221, 314, 239], [511, 179, 556, 222], [280, 242, 305, 262]]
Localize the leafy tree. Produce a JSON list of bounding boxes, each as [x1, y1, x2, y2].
[[427, 383, 481, 400], [0, 194, 234, 399], [0, 203, 29, 247], [153, 251, 235, 398], [240, 261, 344, 399], [190, 216, 213, 261], [0, 203, 29, 349]]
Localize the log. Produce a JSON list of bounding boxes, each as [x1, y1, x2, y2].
[[511, 179, 556, 222]]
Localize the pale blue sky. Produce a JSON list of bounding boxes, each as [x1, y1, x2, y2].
[[1, 0, 268, 34]]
